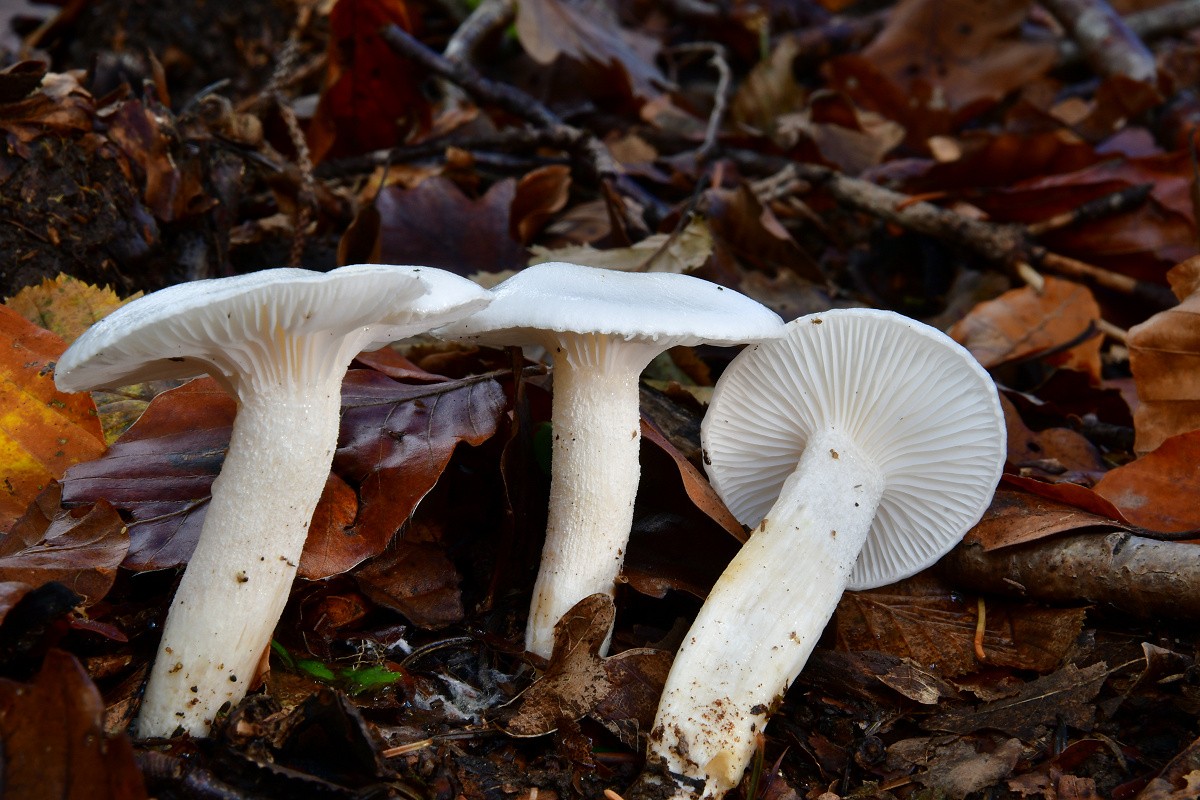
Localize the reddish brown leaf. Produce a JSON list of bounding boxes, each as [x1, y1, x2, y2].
[[835, 574, 1087, 676], [354, 540, 463, 628], [1001, 473, 1133, 526], [105, 100, 205, 222], [510, 165, 572, 245], [307, 0, 430, 162], [334, 369, 507, 564], [1128, 260, 1200, 454], [1001, 394, 1106, 482], [1093, 431, 1200, 533], [966, 489, 1133, 552], [377, 177, 527, 276], [706, 183, 824, 282], [949, 277, 1102, 381], [640, 419, 744, 542], [0, 483, 127, 623], [0, 649, 147, 799], [0, 306, 106, 532], [297, 473, 361, 580]]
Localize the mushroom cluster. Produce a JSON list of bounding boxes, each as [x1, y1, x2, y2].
[[436, 261, 785, 658], [55, 264, 490, 738], [638, 308, 1006, 799]]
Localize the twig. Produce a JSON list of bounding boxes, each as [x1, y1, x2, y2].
[[728, 152, 1177, 308], [666, 43, 731, 163], [1123, 0, 1200, 40], [440, 0, 515, 108], [1025, 184, 1152, 236], [1041, 0, 1156, 82]]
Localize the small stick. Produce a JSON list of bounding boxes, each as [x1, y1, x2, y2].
[[1041, 0, 1156, 81], [974, 597, 988, 662]]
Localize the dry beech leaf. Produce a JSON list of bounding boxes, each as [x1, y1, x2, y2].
[[1093, 431, 1200, 534], [0, 306, 106, 531], [1001, 394, 1106, 481], [835, 573, 1086, 676], [504, 593, 670, 747], [0, 649, 147, 799], [1128, 258, 1200, 454], [966, 489, 1132, 552], [0, 483, 127, 623], [949, 277, 1102, 381], [4, 274, 134, 344], [1001, 473, 1133, 526], [510, 165, 572, 245], [530, 217, 713, 274], [923, 662, 1108, 739]]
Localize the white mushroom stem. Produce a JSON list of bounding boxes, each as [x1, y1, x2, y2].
[[524, 333, 654, 659], [135, 381, 342, 738], [646, 428, 883, 799]]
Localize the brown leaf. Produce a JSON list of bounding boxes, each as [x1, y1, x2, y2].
[[297, 473, 361, 580], [835, 573, 1087, 676], [705, 184, 824, 282], [511, 165, 572, 245], [0, 483, 127, 623], [923, 662, 1108, 738], [307, 0, 430, 162], [891, 736, 1023, 800], [966, 489, 1133, 552], [353, 540, 463, 628], [504, 594, 670, 743], [1002, 394, 1106, 482], [1128, 268, 1200, 454], [1001, 474, 1133, 526], [857, 0, 1056, 112], [641, 419, 743, 542], [949, 277, 1102, 381], [513, 0, 665, 99], [1093, 431, 1200, 533], [1137, 735, 1200, 800], [0, 306, 106, 532], [376, 176, 527, 276], [0, 649, 147, 799]]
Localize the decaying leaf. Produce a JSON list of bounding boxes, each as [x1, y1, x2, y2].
[[0, 649, 147, 799], [529, 217, 714, 273], [949, 277, 1102, 381], [889, 736, 1024, 800], [503, 593, 670, 748], [0, 483, 127, 623], [923, 662, 1108, 739], [1093, 431, 1200, 533], [1138, 734, 1200, 800], [965, 489, 1132, 552], [0, 306, 106, 532], [836, 574, 1086, 675], [353, 540, 464, 629]]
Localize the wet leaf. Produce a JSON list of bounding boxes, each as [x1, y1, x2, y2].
[[949, 277, 1102, 381], [354, 541, 463, 629], [4, 274, 134, 343], [0, 306, 106, 532], [0, 649, 147, 799], [377, 177, 527, 277], [836, 574, 1087, 676], [307, 0, 430, 162], [0, 483, 127, 623], [923, 662, 1108, 738], [1093, 431, 1200, 533]]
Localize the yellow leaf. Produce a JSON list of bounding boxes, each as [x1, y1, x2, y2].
[[4, 274, 137, 344], [0, 306, 105, 531]]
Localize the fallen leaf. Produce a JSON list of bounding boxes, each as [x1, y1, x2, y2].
[[353, 540, 463, 629], [0, 483, 127, 623], [307, 0, 430, 162], [641, 419, 743, 541], [1128, 262, 1200, 454], [377, 176, 527, 276], [966, 489, 1132, 551], [836, 573, 1087, 675], [3, 274, 134, 343], [1093, 431, 1200, 533], [923, 662, 1108, 738], [891, 736, 1023, 800], [513, 0, 666, 99], [334, 370, 508, 565], [949, 277, 1102, 381], [1138, 735, 1200, 800], [510, 165, 572, 245], [1002, 395, 1107, 482], [530, 217, 714, 274], [0, 305, 106, 532], [0, 649, 147, 799]]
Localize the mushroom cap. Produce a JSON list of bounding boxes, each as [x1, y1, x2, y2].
[[702, 308, 1005, 590], [437, 261, 784, 348], [55, 264, 490, 393]]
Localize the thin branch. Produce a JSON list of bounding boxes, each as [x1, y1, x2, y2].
[[1041, 0, 1157, 82]]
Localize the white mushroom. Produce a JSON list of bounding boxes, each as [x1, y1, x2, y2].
[[641, 308, 1006, 799], [437, 262, 784, 658], [54, 264, 490, 738]]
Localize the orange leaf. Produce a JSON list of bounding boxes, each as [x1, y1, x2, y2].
[[949, 277, 1102, 381], [0, 306, 105, 532], [1093, 431, 1200, 533]]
